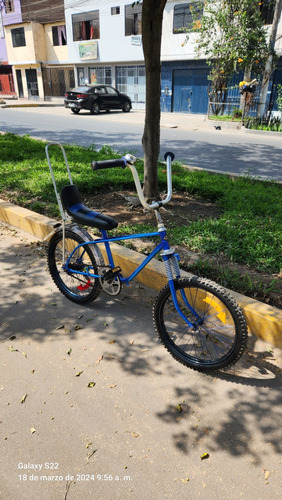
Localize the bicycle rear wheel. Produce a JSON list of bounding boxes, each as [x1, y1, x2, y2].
[[48, 228, 102, 304], [153, 277, 248, 372]]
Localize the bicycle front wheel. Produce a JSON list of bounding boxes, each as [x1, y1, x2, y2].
[[153, 277, 248, 372], [48, 228, 102, 304]]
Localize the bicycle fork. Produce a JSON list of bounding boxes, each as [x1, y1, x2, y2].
[[161, 251, 201, 329]]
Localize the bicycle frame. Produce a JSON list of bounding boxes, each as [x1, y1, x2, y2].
[[63, 227, 173, 284], [46, 144, 248, 371], [63, 226, 201, 328]]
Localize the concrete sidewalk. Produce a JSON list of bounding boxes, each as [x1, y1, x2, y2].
[[1, 220, 282, 500], [0, 95, 64, 108]]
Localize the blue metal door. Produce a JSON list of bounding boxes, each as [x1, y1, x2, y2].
[[173, 68, 209, 113], [180, 87, 193, 112]]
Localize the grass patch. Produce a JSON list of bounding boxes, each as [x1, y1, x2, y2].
[[244, 116, 282, 132], [184, 258, 281, 305], [208, 115, 242, 122], [0, 133, 281, 278]]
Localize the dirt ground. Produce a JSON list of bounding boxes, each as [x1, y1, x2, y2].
[[82, 190, 282, 310]]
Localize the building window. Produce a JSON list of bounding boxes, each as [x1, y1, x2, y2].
[[125, 4, 142, 36], [111, 7, 120, 15], [11, 27, 26, 47], [72, 11, 100, 41], [89, 67, 112, 85], [52, 25, 67, 46], [4, 1, 15, 14], [173, 2, 202, 34], [116, 65, 145, 105], [77, 67, 86, 85], [260, 0, 275, 25]]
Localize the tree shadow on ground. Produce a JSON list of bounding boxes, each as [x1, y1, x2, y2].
[[1, 224, 281, 463]]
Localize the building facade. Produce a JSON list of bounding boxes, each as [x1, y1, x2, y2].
[[64, 0, 146, 109], [0, 0, 22, 95], [3, 0, 72, 100], [2, 0, 282, 113]]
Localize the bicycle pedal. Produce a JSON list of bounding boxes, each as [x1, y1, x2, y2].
[[102, 266, 122, 282]]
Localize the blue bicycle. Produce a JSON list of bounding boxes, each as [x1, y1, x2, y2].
[[46, 144, 248, 372]]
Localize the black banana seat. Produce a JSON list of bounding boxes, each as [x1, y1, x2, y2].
[[61, 184, 118, 230]]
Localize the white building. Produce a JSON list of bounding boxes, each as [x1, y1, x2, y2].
[[64, 0, 208, 111]]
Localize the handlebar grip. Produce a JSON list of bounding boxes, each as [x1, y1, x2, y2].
[[164, 151, 175, 161], [91, 157, 127, 171]]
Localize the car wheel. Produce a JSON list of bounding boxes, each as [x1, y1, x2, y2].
[[91, 103, 100, 115], [71, 108, 80, 114], [122, 101, 131, 113]]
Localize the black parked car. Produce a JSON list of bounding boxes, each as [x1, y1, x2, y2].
[[64, 84, 132, 114]]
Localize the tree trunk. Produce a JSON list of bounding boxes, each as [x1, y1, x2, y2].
[[257, 0, 282, 118], [142, 0, 167, 201]]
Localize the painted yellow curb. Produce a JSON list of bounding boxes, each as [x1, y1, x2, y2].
[[0, 200, 55, 240], [0, 198, 281, 347]]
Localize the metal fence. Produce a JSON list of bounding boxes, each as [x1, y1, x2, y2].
[[207, 96, 264, 120]]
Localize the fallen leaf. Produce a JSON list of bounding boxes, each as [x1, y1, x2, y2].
[[76, 371, 83, 377], [86, 442, 93, 449], [176, 404, 182, 413], [104, 322, 109, 327], [96, 355, 103, 364], [75, 325, 82, 331], [264, 470, 270, 480], [87, 449, 98, 460], [109, 339, 115, 344], [22, 352, 27, 358], [88, 382, 96, 388], [56, 325, 64, 330], [200, 452, 209, 460], [109, 384, 117, 389], [67, 348, 72, 356], [30, 427, 36, 434], [9, 336, 16, 340], [8, 346, 18, 352], [21, 394, 28, 404], [132, 432, 139, 438], [181, 478, 189, 483]]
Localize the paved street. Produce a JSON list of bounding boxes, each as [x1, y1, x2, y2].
[[0, 105, 281, 180], [1, 222, 282, 500]]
